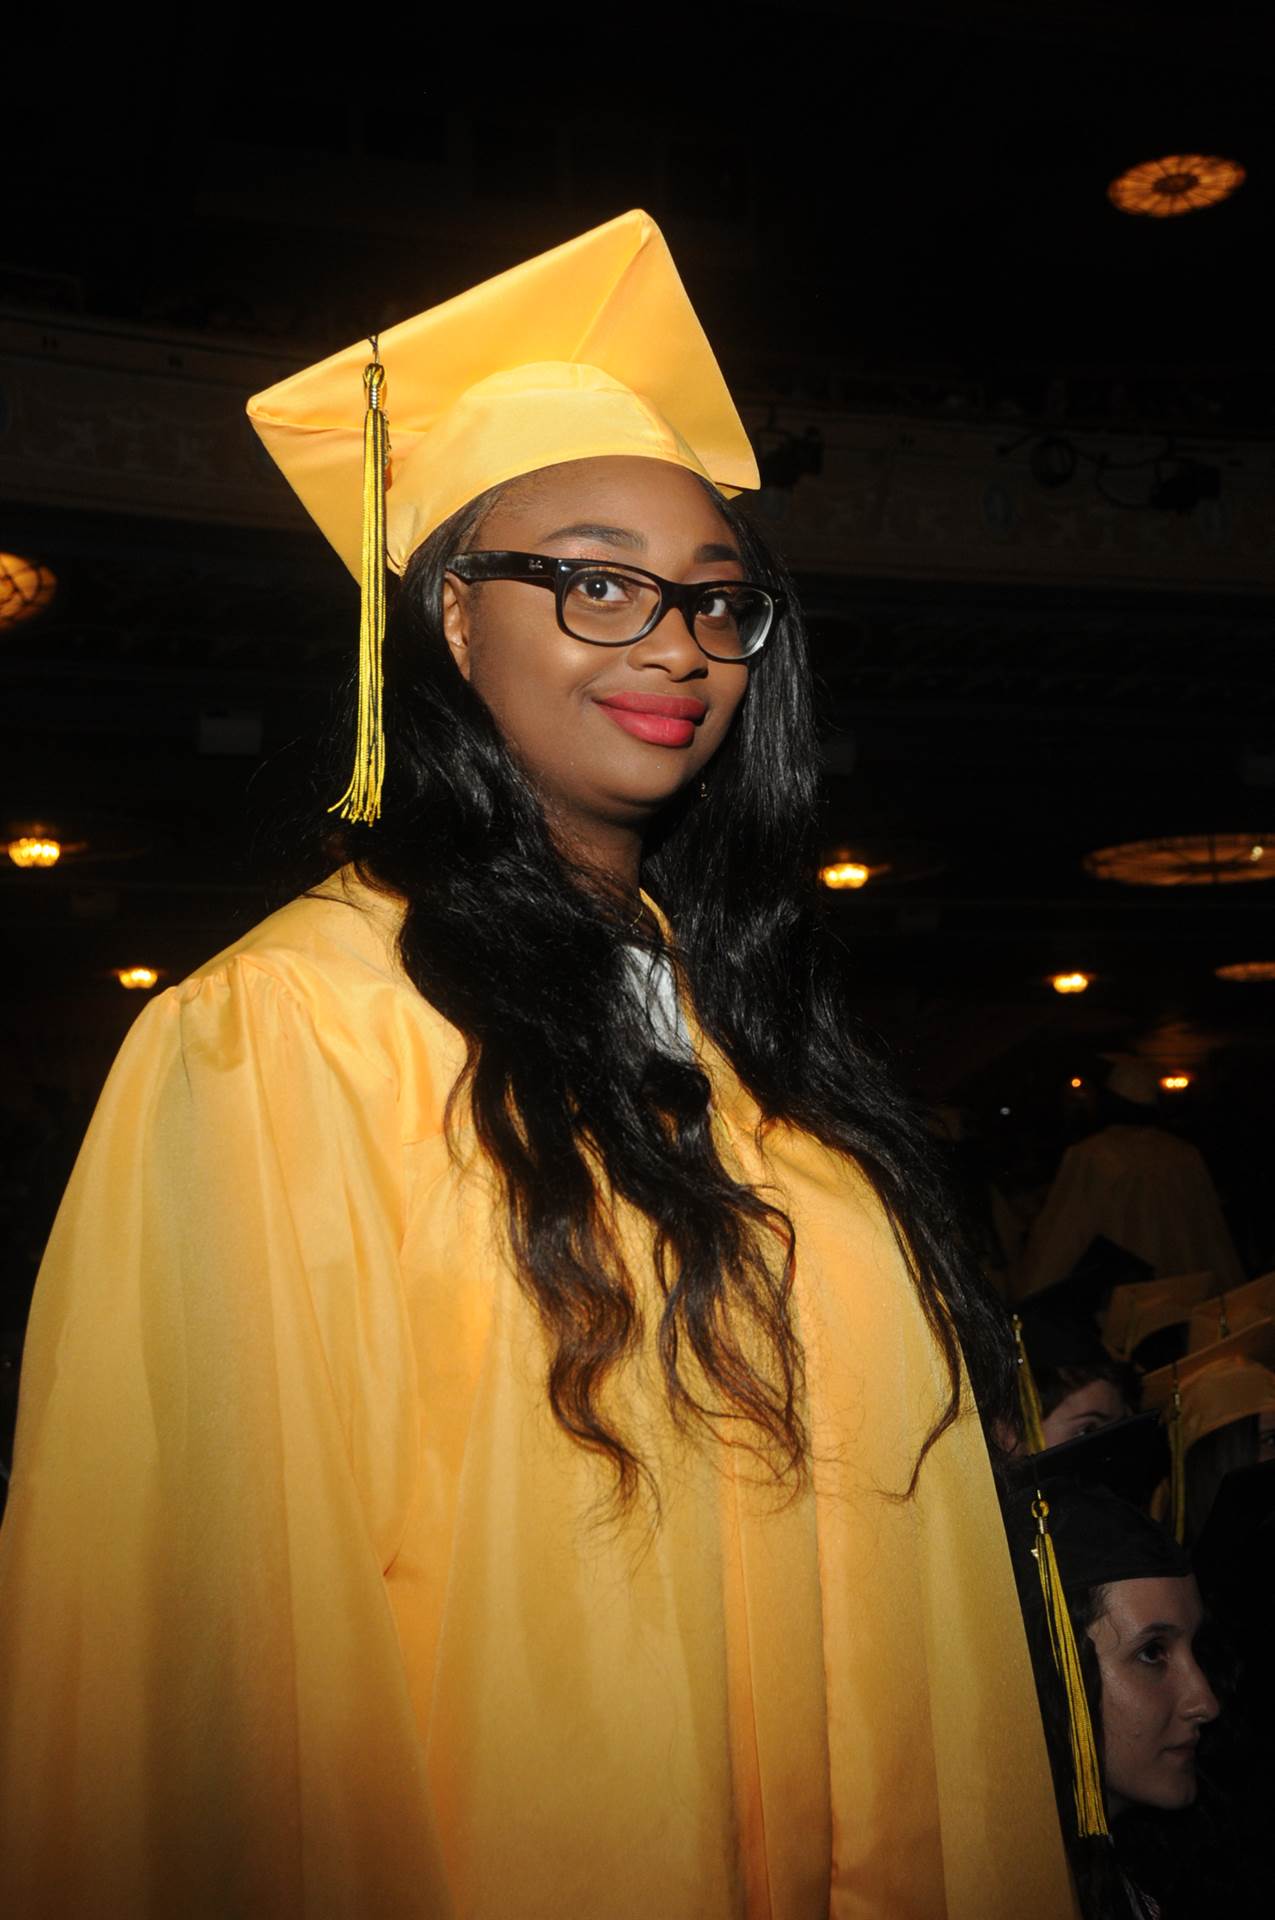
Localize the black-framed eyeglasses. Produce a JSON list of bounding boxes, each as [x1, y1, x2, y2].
[[446, 551, 783, 663]]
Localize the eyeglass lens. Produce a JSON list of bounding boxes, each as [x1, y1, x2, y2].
[[562, 566, 771, 659]]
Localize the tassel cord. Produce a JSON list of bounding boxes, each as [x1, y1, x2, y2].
[[1033, 1493, 1110, 1838], [1013, 1313, 1047, 1454], [330, 354, 389, 824]]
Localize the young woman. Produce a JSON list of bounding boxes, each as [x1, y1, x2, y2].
[[1007, 1480, 1222, 1918], [0, 213, 1076, 1917]]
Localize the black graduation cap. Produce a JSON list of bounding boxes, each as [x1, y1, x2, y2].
[[1004, 1475, 1191, 1596], [1022, 1234, 1155, 1335], [1017, 1309, 1112, 1376], [1005, 1412, 1169, 1512]]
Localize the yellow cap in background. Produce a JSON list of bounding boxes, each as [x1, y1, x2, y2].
[[1188, 1270, 1275, 1351], [1144, 1317, 1275, 1451], [1102, 1269, 1216, 1361]]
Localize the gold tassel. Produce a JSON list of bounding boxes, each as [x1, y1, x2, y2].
[[330, 347, 389, 824], [1013, 1313, 1047, 1454], [1168, 1374, 1186, 1546], [1032, 1492, 1110, 1838]]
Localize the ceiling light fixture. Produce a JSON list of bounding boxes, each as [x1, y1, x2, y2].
[[1085, 834, 1275, 887], [1108, 153, 1245, 218], [819, 860, 871, 891], [0, 553, 57, 630], [7, 835, 62, 869], [115, 966, 160, 991]]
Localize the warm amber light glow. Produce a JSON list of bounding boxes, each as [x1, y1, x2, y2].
[[1085, 834, 1275, 887], [819, 861, 870, 891], [116, 966, 159, 991], [1108, 153, 1245, 218], [1051, 972, 1091, 994], [7, 836, 61, 869], [1160, 1074, 1192, 1092], [0, 553, 57, 629], [1215, 961, 1275, 983], [1070, 1077, 1084, 1089]]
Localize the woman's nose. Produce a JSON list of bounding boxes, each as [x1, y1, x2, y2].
[[625, 605, 707, 676], [1181, 1654, 1221, 1726]]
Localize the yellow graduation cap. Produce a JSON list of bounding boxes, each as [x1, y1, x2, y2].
[[1101, 1269, 1216, 1362], [246, 210, 759, 822], [1143, 1318, 1275, 1538], [1188, 1269, 1275, 1351]]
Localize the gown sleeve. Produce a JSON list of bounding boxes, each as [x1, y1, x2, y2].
[[0, 957, 453, 1920]]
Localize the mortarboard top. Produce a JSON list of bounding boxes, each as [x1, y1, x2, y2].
[[1102, 1269, 1217, 1362], [1188, 1269, 1275, 1352], [1017, 1309, 1111, 1376], [1020, 1234, 1153, 1333], [1004, 1478, 1190, 1597], [246, 209, 759, 581], [1005, 1412, 1170, 1512], [1142, 1317, 1275, 1454]]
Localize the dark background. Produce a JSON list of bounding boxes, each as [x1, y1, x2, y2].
[[3, 2, 1274, 1335]]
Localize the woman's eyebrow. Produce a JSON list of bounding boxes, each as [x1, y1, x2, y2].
[[540, 521, 644, 549], [537, 524, 744, 566]]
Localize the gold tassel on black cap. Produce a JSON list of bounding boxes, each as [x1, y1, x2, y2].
[[1032, 1492, 1110, 1838], [1013, 1313, 1047, 1454], [330, 343, 389, 824]]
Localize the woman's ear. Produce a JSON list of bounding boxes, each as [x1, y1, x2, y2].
[[441, 574, 473, 682]]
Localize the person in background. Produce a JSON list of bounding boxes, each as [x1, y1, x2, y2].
[[1021, 1314, 1142, 1450], [1015, 1056, 1244, 1300], [1004, 1480, 1227, 1918]]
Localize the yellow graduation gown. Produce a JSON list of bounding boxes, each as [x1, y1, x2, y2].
[[0, 870, 1076, 1918]]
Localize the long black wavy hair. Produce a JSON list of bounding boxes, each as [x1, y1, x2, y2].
[[304, 467, 1013, 1507]]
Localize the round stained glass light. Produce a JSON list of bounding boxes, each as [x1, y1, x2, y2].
[[1108, 153, 1245, 218], [1085, 835, 1275, 887], [1215, 961, 1275, 983], [0, 553, 57, 629]]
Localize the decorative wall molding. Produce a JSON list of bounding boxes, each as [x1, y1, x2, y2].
[[5, 309, 1275, 593]]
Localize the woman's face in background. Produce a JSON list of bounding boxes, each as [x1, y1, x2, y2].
[[1040, 1377, 1130, 1448], [441, 457, 752, 844], [1088, 1574, 1219, 1812]]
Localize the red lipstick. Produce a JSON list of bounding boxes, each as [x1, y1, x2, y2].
[[595, 692, 707, 748]]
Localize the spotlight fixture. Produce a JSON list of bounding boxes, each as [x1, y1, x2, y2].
[[1051, 972, 1091, 995], [1069, 1077, 1084, 1089], [1108, 153, 1245, 218], [0, 553, 57, 630], [115, 966, 160, 991], [1085, 835, 1275, 887], [1160, 1073, 1192, 1092], [1215, 961, 1275, 983]]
